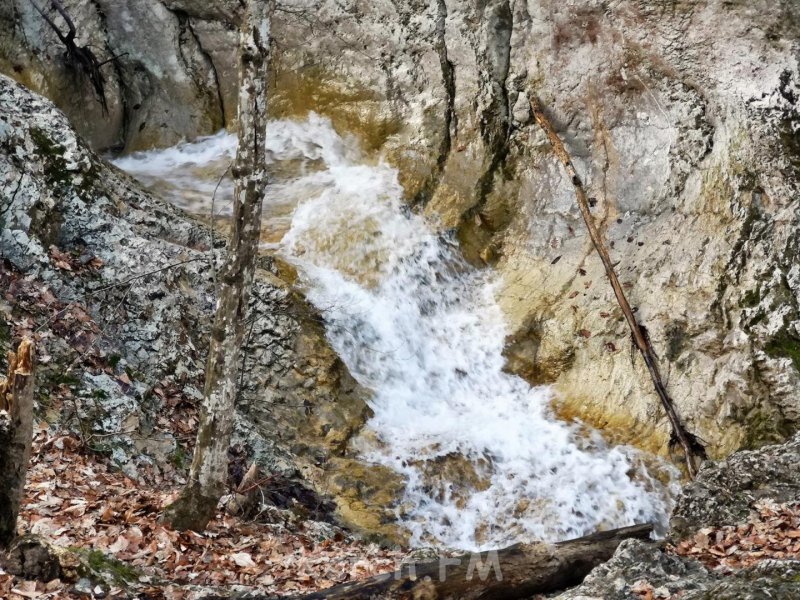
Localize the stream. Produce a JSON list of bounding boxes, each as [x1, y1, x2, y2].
[[114, 114, 676, 551]]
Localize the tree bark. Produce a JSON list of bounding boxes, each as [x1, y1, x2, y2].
[[203, 524, 652, 600], [529, 96, 705, 477], [0, 338, 36, 547], [162, 0, 274, 531]]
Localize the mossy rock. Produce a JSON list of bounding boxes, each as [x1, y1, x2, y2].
[[74, 548, 140, 587], [765, 331, 800, 372]]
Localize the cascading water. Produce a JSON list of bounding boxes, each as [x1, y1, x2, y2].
[[115, 114, 676, 551]]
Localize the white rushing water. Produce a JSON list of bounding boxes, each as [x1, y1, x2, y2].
[[115, 114, 675, 551]]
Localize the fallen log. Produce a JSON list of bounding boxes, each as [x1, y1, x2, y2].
[[205, 523, 651, 600], [529, 96, 706, 477], [0, 338, 36, 547]]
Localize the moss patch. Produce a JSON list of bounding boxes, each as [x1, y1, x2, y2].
[[741, 287, 762, 308], [72, 548, 140, 586], [29, 127, 70, 187], [666, 321, 689, 362], [764, 331, 800, 371], [739, 406, 790, 451]]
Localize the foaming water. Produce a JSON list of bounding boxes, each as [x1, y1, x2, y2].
[[115, 114, 676, 551], [113, 131, 237, 214]]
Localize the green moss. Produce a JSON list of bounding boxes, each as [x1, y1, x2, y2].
[[666, 321, 688, 362], [741, 287, 761, 308], [764, 331, 800, 371], [170, 445, 188, 470], [778, 117, 800, 178], [108, 354, 122, 368], [29, 127, 71, 187], [76, 548, 139, 586], [78, 163, 100, 194], [0, 316, 9, 345], [739, 406, 789, 450]]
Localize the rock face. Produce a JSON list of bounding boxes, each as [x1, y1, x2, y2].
[[551, 539, 800, 599], [269, 0, 800, 460], [4, 0, 798, 459], [0, 74, 402, 540], [0, 0, 237, 152]]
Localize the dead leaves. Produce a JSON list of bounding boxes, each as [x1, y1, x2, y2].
[[671, 500, 800, 571], [48, 246, 104, 273], [1, 427, 406, 599]]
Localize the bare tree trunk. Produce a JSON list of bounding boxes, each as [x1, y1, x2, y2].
[[201, 524, 653, 600], [162, 0, 274, 531], [0, 338, 35, 547], [529, 97, 705, 477]]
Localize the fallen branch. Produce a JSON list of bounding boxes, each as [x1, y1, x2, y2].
[[0, 338, 36, 547], [211, 524, 652, 600], [529, 96, 705, 477]]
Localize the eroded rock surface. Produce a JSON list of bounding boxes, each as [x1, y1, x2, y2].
[[0, 74, 403, 540], [0, 0, 236, 152], [267, 0, 800, 459]]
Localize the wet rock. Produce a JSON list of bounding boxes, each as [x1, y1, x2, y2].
[[322, 458, 408, 544], [4, 0, 793, 459]]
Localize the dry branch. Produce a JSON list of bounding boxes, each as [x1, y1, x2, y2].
[[205, 524, 653, 600], [0, 338, 36, 547], [529, 96, 705, 477]]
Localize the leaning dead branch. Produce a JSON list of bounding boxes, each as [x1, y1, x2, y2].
[[530, 96, 706, 477]]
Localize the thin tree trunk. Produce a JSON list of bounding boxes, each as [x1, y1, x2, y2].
[[162, 0, 274, 531], [0, 338, 36, 547], [202, 524, 652, 600], [529, 96, 705, 477]]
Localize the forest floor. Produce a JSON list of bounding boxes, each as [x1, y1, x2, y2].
[[3, 425, 800, 600], [0, 426, 405, 599]]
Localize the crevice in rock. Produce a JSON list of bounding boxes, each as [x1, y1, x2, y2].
[[186, 16, 228, 130], [170, 6, 226, 132], [411, 0, 456, 208], [89, 0, 129, 154], [459, 0, 513, 262]]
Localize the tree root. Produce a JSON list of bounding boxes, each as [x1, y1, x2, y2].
[[28, 0, 122, 113]]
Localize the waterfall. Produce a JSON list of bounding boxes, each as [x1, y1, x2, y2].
[[115, 114, 675, 551]]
